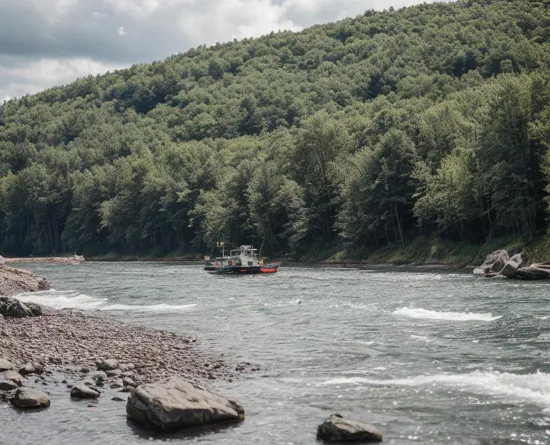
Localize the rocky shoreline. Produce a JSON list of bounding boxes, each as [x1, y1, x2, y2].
[[3, 256, 85, 265], [0, 265, 50, 296], [0, 265, 239, 417], [1, 308, 233, 385]]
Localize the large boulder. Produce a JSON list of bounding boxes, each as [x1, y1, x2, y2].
[[317, 414, 383, 443], [514, 267, 550, 280], [500, 259, 519, 278], [11, 387, 50, 409], [126, 378, 244, 432], [473, 250, 509, 275], [0, 297, 33, 318]]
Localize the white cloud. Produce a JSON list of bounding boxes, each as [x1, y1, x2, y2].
[[177, 0, 303, 46], [0, 0, 445, 99], [0, 58, 122, 99], [103, 0, 160, 18]]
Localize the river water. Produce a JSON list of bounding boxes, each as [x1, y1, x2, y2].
[[3, 263, 550, 444]]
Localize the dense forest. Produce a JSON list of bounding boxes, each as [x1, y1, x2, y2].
[[1, 0, 550, 259]]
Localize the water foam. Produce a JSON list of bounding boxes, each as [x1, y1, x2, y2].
[[323, 371, 550, 408], [394, 307, 500, 321], [16, 290, 196, 313]]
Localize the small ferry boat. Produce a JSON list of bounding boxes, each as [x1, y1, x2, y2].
[[207, 245, 280, 275], [203, 256, 231, 271]]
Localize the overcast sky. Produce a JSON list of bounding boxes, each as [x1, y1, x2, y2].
[[0, 0, 439, 101]]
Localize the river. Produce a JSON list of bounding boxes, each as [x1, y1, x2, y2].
[[3, 263, 550, 444]]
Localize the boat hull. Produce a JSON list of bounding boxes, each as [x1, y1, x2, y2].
[[208, 266, 261, 275], [260, 264, 279, 273]]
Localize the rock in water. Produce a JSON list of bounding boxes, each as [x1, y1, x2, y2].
[[473, 250, 509, 275], [514, 267, 550, 280], [500, 259, 519, 278], [11, 388, 50, 409], [126, 378, 245, 431], [70, 384, 100, 399], [0, 358, 14, 372], [317, 414, 383, 443]]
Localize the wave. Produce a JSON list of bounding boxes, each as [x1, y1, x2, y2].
[[322, 370, 550, 408], [15, 290, 196, 313], [393, 307, 500, 321]]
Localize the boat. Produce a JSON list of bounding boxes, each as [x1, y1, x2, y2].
[[260, 263, 280, 273], [207, 245, 280, 275], [203, 255, 231, 271]]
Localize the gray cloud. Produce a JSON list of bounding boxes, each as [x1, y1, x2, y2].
[[0, 0, 440, 100]]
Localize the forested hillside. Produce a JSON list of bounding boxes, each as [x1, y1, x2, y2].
[[1, 0, 549, 259]]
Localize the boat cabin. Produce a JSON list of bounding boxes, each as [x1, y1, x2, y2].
[[228, 245, 260, 267]]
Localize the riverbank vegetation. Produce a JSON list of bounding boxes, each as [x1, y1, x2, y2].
[[1, 0, 549, 262]]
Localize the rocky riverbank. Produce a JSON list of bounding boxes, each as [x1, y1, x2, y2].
[[0, 306, 233, 387], [473, 250, 550, 280], [0, 265, 50, 297], [3, 256, 85, 265]]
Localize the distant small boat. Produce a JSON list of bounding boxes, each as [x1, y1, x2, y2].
[[260, 263, 280, 273], [206, 246, 280, 275]]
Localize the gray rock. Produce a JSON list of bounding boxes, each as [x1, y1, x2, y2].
[[500, 260, 519, 278], [510, 253, 527, 268], [317, 414, 383, 443], [126, 378, 244, 432], [0, 358, 14, 372], [97, 359, 118, 371], [0, 370, 23, 386], [91, 371, 107, 383], [122, 377, 136, 388], [25, 302, 42, 317], [19, 363, 44, 375], [106, 368, 122, 377], [0, 297, 33, 318], [119, 363, 135, 371], [70, 384, 100, 399], [514, 267, 550, 281], [473, 250, 509, 275], [110, 381, 123, 389], [11, 387, 50, 409], [0, 378, 18, 391], [112, 396, 126, 402]]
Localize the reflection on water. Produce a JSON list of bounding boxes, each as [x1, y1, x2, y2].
[[3, 263, 550, 444]]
